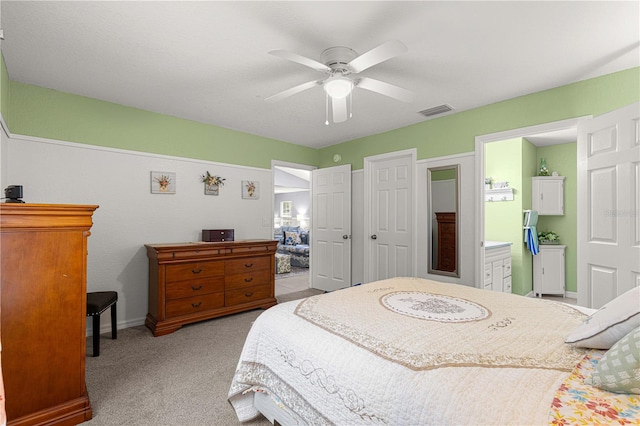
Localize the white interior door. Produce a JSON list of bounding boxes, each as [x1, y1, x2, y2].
[[578, 102, 640, 308], [311, 164, 352, 291], [364, 150, 415, 282]]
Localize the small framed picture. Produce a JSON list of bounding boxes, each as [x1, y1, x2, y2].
[[204, 184, 219, 196], [151, 171, 176, 194], [242, 180, 259, 199]]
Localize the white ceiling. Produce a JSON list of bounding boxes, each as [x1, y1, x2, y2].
[[1, 1, 638, 149]]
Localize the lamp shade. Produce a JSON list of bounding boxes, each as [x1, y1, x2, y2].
[[323, 76, 353, 99]]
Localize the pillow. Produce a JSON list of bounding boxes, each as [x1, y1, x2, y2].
[[585, 326, 640, 394], [299, 230, 309, 245], [566, 286, 640, 349], [280, 226, 300, 243], [284, 231, 301, 246]]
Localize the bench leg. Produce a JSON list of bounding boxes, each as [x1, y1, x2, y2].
[[111, 303, 117, 340], [92, 315, 101, 357]]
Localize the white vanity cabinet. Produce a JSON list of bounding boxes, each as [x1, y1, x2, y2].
[[484, 242, 512, 293], [532, 176, 565, 215], [533, 244, 566, 297]]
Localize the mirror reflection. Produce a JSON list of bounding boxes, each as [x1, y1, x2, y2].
[[428, 165, 460, 277]]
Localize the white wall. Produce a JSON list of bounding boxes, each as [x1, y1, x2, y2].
[[4, 134, 273, 331]]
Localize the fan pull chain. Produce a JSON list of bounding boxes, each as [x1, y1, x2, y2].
[[325, 92, 329, 125], [349, 91, 353, 118]]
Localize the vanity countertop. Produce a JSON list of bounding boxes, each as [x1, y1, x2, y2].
[[485, 241, 513, 249]]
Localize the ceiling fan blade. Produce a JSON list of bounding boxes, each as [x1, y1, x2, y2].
[[332, 96, 348, 123], [269, 50, 332, 73], [356, 77, 414, 103], [347, 40, 408, 73], [265, 80, 321, 103]]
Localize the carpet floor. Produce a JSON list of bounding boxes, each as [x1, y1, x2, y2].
[[83, 288, 322, 425]]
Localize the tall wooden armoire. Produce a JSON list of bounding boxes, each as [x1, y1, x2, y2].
[[1, 203, 98, 425]]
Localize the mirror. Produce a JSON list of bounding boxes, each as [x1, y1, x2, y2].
[[427, 165, 460, 277]]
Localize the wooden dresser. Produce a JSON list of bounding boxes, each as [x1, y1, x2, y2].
[[1, 203, 97, 425], [145, 240, 277, 336], [435, 212, 457, 273]]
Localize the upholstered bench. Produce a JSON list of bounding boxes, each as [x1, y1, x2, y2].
[[275, 252, 291, 274]]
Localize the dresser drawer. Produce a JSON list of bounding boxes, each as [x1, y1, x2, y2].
[[166, 261, 224, 283], [165, 292, 224, 318], [225, 256, 270, 275], [226, 270, 271, 290], [225, 284, 271, 306], [166, 276, 225, 300]]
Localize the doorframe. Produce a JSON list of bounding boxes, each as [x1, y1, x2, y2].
[[474, 117, 589, 292], [363, 148, 417, 283]]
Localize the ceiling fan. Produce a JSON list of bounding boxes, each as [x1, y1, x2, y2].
[[265, 40, 415, 124]]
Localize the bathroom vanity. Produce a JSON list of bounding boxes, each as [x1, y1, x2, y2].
[[484, 241, 513, 293]]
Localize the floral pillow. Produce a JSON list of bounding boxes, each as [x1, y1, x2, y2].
[[284, 231, 301, 246], [585, 326, 640, 394]]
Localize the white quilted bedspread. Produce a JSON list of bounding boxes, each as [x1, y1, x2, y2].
[[228, 278, 590, 425]]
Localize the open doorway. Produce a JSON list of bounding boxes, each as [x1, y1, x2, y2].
[[272, 162, 313, 296], [476, 118, 580, 299]]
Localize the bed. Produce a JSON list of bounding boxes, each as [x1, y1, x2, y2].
[[228, 277, 640, 425]]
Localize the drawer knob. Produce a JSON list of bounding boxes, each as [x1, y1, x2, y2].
[[244, 292, 253, 297], [244, 263, 254, 268], [191, 302, 202, 308], [244, 277, 253, 283], [191, 285, 203, 291], [192, 268, 203, 274]]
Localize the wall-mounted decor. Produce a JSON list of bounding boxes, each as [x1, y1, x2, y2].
[[201, 171, 225, 196], [151, 171, 176, 194], [242, 180, 259, 199]]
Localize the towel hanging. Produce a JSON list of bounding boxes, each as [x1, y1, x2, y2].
[[524, 210, 539, 254]]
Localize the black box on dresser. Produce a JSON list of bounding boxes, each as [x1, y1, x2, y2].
[[202, 229, 234, 242]]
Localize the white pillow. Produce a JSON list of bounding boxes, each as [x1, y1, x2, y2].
[[566, 286, 640, 349]]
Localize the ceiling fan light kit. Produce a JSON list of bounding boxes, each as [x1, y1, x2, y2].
[[267, 40, 414, 125], [323, 75, 353, 99]]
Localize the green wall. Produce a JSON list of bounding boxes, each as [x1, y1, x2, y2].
[[7, 81, 318, 170], [319, 67, 640, 169], [485, 138, 531, 294], [5, 67, 638, 171], [536, 143, 578, 293]]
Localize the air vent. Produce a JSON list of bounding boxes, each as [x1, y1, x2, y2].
[[418, 104, 454, 118]]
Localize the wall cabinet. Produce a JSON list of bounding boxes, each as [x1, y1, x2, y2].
[[145, 240, 277, 336], [532, 176, 565, 215], [1, 203, 97, 425], [484, 242, 512, 293], [533, 244, 566, 297]]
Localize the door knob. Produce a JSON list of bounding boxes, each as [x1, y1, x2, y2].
[[343, 234, 349, 239], [371, 234, 377, 240]]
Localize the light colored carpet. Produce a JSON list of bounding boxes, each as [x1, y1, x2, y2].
[[83, 288, 322, 425]]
